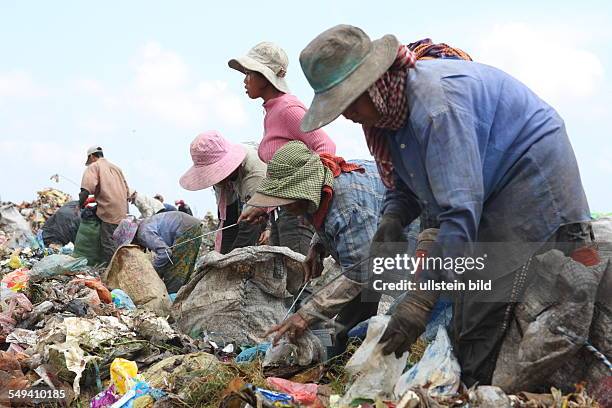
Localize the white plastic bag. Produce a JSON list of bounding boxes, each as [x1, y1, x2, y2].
[[340, 315, 408, 404], [394, 325, 460, 398]]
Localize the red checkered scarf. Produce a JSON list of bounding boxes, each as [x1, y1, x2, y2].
[[364, 40, 472, 188]]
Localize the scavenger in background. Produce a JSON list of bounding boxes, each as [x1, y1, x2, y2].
[[180, 131, 267, 254], [128, 189, 165, 219], [113, 211, 203, 293], [75, 146, 129, 264], [298, 25, 592, 388], [229, 42, 336, 256]]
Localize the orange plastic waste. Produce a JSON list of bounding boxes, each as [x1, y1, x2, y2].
[[70, 277, 112, 304]]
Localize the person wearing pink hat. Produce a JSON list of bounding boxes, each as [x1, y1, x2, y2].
[[229, 42, 337, 256], [180, 130, 267, 254]]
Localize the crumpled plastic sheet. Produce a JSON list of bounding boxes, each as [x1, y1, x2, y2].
[[340, 315, 409, 405], [5, 328, 38, 347], [29, 254, 88, 282], [36, 315, 136, 395], [394, 325, 461, 399], [236, 343, 271, 363]]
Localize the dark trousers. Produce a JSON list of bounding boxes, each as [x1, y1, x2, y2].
[[100, 221, 119, 264], [219, 200, 264, 255], [269, 208, 314, 256], [454, 222, 594, 387], [327, 290, 381, 357]]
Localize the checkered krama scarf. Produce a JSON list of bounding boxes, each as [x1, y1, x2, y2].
[[257, 141, 363, 213], [364, 39, 472, 188]]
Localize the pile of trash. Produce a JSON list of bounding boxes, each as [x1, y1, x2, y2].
[[1, 196, 611, 407], [16, 188, 72, 233]]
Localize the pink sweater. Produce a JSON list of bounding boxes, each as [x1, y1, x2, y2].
[[259, 93, 336, 163]]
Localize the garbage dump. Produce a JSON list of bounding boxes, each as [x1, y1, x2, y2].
[[1, 195, 610, 407]]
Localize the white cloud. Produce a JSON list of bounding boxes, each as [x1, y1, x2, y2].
[[475, 23, 605, 105], [323, 116, 371, 160], [0, 71, 47, 100], [128, 41, 247, 128]]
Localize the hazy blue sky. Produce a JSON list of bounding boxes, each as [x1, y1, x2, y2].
[[1, 0, 611, 216]]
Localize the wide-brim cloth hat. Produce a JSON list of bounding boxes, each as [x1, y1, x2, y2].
[[247, 141, 332, 210], [228, 41, 291, 94], [180, 130, 247, 191], [299, 24, 400, 132]]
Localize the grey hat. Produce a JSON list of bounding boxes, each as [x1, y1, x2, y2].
[[299, 25, 399, 132], [228, 42, 290, 93]]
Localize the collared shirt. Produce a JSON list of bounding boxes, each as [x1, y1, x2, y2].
[[133, 192, 164, 218], [383, 59, 590, 271], [213, 145, 267, 209], [135, 211, 201, 269], [309, 160, 386, 282], [259, 93, 336, 163], [81, 158, 129, 224]]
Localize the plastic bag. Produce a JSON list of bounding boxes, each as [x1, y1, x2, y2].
[[90, 384, 119, 408], [42, 201, 80, 246], [73, 218, 104, 266], [236, 343, 271, 363], [394, 325, 461, 398], [1, 268, 30, 292], [8, 254, 22, 269], [30, 254, 88, 282], [0, 204, 35, 249], [110, 358, 139, 395], [266, 377, 319, 406], [111, 289, 136, 310], [71, 277, 112, 304], [340, 315, 408, 405]]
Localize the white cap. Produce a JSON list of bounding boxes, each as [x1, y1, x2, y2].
[[86, 145, 103, 156]]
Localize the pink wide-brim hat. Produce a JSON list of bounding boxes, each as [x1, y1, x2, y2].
[[180, 130, 247, 191]]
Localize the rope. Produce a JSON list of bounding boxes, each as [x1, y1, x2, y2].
[[556, 326, 612, 373]]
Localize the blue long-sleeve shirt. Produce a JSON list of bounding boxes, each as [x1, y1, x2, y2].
[[309, 161, 386, 282], [135, 211, 201, 269], [383, 59, 590, 272]]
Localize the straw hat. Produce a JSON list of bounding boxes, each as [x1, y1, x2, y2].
[[179, 131, 247, 191], [299, 25, 399, 132], [228, 42, 290, 93]]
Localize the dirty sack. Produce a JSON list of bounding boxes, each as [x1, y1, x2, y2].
[[492, 249, 611, 394], [340, 315, 409, 405], [173, 246, 304, 345], [394, 325, 461, 399], [104, 245, 172, 317]]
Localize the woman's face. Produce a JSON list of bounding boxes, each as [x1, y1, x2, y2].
[[243, 70, 270, 99], [342, 92, 381, 126]]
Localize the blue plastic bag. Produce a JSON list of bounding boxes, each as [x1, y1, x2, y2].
[[236, 343, 271, 362], [111, 289, 136, 310]]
